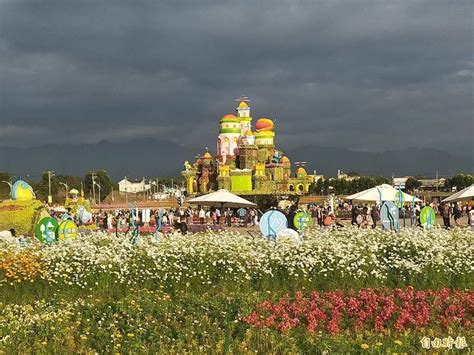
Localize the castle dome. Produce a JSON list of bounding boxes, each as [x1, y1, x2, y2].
[[238, 101, 249, 108], [255, 118, 274, 132], [220, 114, 240, 123], [296, 167, 307, 175], [244, 129, 254, 136], [281, 156, 290, 164], [203, 151, 212, 159]]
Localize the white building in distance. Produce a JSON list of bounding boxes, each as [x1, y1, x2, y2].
[[118, 177, 151, 194]]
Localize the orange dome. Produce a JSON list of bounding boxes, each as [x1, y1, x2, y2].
[[238, 101, 249, 108], [203, 152, 212, 159], [244, 130, 254, 136], [255, 118, 274, 132], [281, 156, 290, 164]]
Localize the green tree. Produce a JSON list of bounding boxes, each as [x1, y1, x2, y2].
[[405, 177, 422, 193], [444, 173, 474, 191], [33, 172, 61, 203], [0, 172, 12, 200], [83, 170, 114, 203], [309, 178, 324, 195]]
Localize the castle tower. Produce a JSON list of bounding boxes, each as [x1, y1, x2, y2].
[[281, 156, 291, 180], [236, 101, 252, 135], [217, 114, 241, 163], [254, 118, 275, 162]]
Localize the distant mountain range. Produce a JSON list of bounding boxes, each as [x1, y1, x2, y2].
[[0, 139, 471, 180]]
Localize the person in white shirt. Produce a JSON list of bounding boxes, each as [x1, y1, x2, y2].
[[199, 208, 206, 225]]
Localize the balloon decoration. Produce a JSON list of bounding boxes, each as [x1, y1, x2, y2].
[[259, 210, 288, 239], [129, 204, 140, 244], [77, 205, 92, 224], [57, 220, 79, 240], [277, 228, 301, 243], [380, 201, 400, 231], [420, 206, 435, 229], [36, 217, 59, 242], [11, 180, 35, 201], [394, 190, 405, 208], [293, 211, 312, 233], [154, 209, 164, 241]]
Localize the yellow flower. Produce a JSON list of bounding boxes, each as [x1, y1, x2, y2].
[[361, 344, 369, 349], [375, 342, 383, 346], [127, 333, 134, 337], [394, 340, 403, 346], [41, 341, 47, 345]]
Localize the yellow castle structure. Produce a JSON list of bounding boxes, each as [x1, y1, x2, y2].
[[182, 99, 320, 195]]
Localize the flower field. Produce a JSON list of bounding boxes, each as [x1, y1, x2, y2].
[[0, 227, 473, 352]]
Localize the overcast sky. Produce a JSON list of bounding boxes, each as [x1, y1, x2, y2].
[[0, 0, 472, 154]]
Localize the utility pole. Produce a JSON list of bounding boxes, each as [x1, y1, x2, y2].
[[59, 181, 68, 196], [47, 170, 54, 204], [97, 184, 101, 205], [91, 172, 97, 205], [436, 171, 439, 192]]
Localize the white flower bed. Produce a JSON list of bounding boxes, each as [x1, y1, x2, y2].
[[1, 227, 472, 287]]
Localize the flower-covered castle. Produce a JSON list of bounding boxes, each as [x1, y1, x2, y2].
[[182, 99, 318, 196]]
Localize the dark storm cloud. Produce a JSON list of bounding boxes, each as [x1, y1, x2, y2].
[[0, 0, 472, 153]]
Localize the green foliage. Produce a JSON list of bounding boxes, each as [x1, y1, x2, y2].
[[405, 177, 422, 192], [32, 173, 81, 203], [310, 176, 390, 195], [83, 170, 113, 202], [0, 172, 12, 200], [0, 200, 45, 234], [444, 173, 474, 191]]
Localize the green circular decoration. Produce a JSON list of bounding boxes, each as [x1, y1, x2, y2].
[[36, 217, 59, 243], [57, 220, 79, 240], [420, 206, 436, 228], [293, 211, 313, 231], [394, 191, 405, 208]]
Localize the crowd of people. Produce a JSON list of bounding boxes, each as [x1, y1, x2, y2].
[[50, 199, 472, 233], [88, 206, 260, 232], [2, 198, 471, 241]]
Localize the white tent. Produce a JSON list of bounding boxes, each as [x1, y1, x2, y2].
[[188, 189, 256, 208], [345, 184, 421, 202], [442, 184, 474, 202]]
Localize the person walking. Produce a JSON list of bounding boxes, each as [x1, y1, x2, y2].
[[370, 204, 380, 229], [317, 205, 324, 227], [439, 202, 450, 229], [311, 206, 318, 228], [453, 202, 462, 226], [225, 208, 232, 227], [211, 209, 217, 225], [199, 207, 205, 225], [351, 204, 358, 226]]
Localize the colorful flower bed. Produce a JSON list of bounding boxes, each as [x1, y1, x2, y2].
[[0, 227, 472, 352], [244, 287, 473, 334]]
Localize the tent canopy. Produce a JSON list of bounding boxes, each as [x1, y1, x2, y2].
[[442, 184, 474, 202], [188, 189, 256, 208], [345, 184, 421, 202]]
